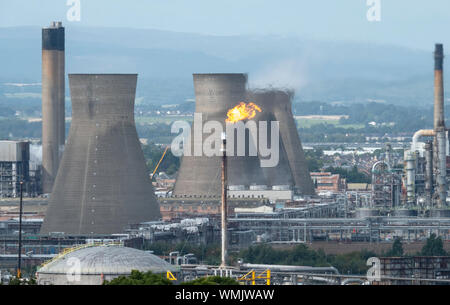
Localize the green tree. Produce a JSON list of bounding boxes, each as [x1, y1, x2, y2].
[[103, 270, 173, 285], [387, 238, 404, 257], [421, 234, 447, 256], [142, 143, 180, 176], [182, 276, 240, 285]]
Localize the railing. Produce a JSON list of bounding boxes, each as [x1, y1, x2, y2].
[[38, 240, 123, 269]]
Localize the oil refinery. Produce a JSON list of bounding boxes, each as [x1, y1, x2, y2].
[[1, 2, 450, 288]]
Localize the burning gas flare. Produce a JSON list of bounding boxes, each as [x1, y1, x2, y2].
[[226, 102, 262, 123]]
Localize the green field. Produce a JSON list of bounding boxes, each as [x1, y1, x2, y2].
[[135, 116, 193, 125], [135, 115, 364, 130], [296, 118, 364, 129]]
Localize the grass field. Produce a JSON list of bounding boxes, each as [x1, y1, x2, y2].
[[135, 115, 193, 125], [295, 117, 364, 129], [135, 115, 365, 129]]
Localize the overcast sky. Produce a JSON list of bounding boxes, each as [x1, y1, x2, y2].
[[1, 0, 450, 51]]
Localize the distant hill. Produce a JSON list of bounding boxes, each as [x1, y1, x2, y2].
[[0, 26, 448, 106]]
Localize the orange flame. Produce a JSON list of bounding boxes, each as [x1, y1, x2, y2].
[[226, 102, 262, 123]]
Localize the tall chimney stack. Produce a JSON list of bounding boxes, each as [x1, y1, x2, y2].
[[42, 22, 65, 194], [434, 43, 444, 129], [433, 43, 447, 207]]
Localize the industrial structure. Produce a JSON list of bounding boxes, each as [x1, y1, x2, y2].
[[174, 74, 266, 197], [40, 74, 161, 235], [248, 90, 315, 195], [41, 21, 65, 194], [173, 75, 314, 199], [36, 244, 179, 285], [0, 141, 30, 197], [397, 44, 450, 217]]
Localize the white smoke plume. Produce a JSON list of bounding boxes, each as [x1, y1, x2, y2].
[[30, 144, 42, 165], [249, 58, 309, 92]]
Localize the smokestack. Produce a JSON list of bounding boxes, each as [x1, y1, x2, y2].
[[41, 74, 161, 234], [433, 44, 447, 207], [434, 44, 444, 129], [42, 22, 65, 194]]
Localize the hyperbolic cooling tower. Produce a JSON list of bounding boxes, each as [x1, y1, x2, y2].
[[270, 90, 315, 195], [247, 90, 295, 187], [173, 74, 315, 196], [173, 74, 266, 197], [42, 21, 65, 194], [41, 74, 161, 235]]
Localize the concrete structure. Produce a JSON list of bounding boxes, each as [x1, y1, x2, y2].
[[42, 22, 65, 194], [174, 77, 314, 198], [36, 245, 179, 285], [41, 74, 161, 235], [433, 43, 446, 208], [0, 141, 30, 197], [269, 90, 315, 195], [159, 197, 268, 221], [228, 187, 293, 202], [247, 90, 295, 188], [173, 74, 266, 197]]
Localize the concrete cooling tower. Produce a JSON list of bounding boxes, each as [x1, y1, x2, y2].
[[173, 74, 266, 197], [42, 21, 65, 194], [41, 74, 161, 235], [271, 90, 315, 195], [248, 90, 315, 195], [247, 90, 294, 188]]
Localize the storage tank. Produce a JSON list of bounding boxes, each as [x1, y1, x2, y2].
[[36, 245, 179, 285]]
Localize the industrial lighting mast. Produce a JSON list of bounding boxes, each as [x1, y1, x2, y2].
[[17, 181, 23, 278], [220, 132, 228, 268]]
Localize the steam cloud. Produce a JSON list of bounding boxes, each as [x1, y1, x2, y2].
[[250, 58, 309, 91], [30, 144, 42, 165]]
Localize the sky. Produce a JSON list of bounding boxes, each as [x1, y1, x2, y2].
[[1, 0, 450, 51]]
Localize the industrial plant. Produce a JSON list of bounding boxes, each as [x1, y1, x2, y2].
[[1, 19, 450, 286]]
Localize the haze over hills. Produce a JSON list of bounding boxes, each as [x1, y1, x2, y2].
[[0, 26, 449, 106]]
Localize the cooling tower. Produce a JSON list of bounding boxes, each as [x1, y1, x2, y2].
[[42, 21, 65, 194], [271, 91, 315, 195], [41, 74, 161, 235], [173, 74, 266, 197], [247, 90, 294, 187]]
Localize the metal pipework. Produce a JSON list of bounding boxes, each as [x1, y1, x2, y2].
[[42, 21, 65, 194], [412, 129, 435, 152], [404, 150, 416, 206], [220, 132, 228, 268], [437, 128, 447, 207], [424, 141, 433, 206], [240, 263, 339, 274]]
